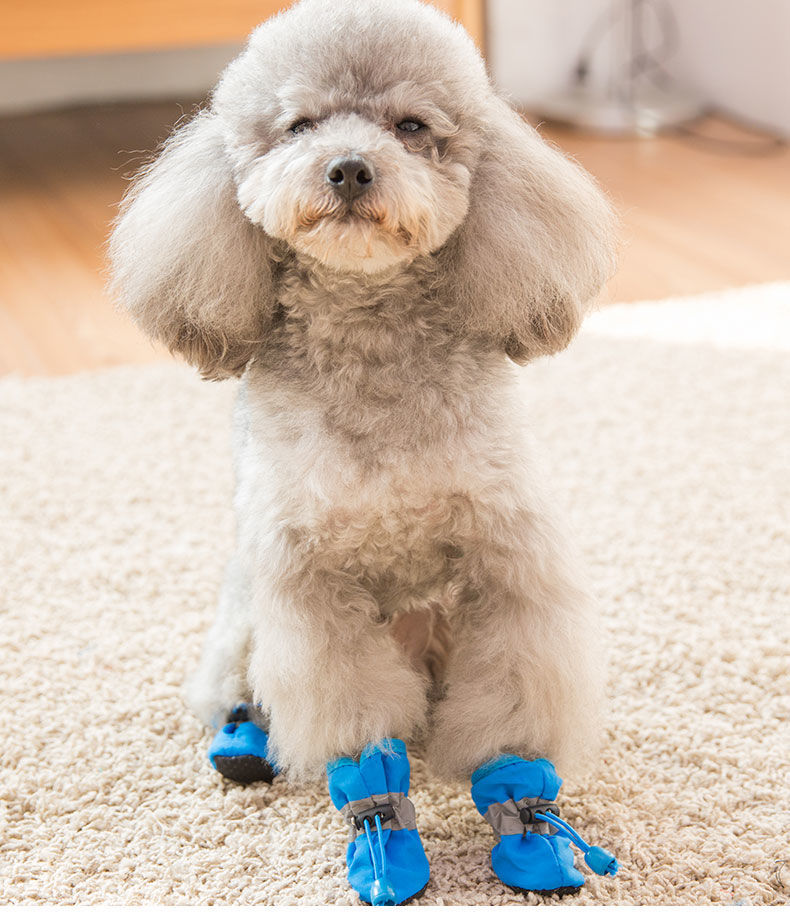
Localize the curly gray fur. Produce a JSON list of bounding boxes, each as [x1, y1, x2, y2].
[[109, 0, 618, 780]]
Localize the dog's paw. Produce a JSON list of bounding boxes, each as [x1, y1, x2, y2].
[[208, 704, 278, 785]]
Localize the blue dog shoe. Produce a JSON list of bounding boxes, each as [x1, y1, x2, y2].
[[471, 755, 618, 896], [328, 739, 430, 906], [207, 703, 278, 785]]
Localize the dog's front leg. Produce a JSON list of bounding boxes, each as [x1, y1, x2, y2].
[[249, 560, 429, 781], [426, 509, 618, 894], [249, 554, 433, 904], [427, 505, 604, 781]]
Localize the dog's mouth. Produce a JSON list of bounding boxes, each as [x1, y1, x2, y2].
[[296, 203, 415, 247], [298, 201, 378, 227]]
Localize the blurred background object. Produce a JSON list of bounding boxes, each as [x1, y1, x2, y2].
[[491, 0, 790, 137], [528, 0, 707, 135], [0, 0, 787, 375]]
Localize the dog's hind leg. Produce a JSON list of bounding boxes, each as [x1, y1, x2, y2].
[[186, 553, 278, 784], [186, 551, 254, 727]]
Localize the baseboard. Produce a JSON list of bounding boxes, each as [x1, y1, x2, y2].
[[0, 44, 241, 115]]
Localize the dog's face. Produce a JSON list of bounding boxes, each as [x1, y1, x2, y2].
[[234, 108, 472, 274], [214, 0, 487, 273]]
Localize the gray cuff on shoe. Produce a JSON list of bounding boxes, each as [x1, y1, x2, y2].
[[340, 792, 418, 841], [483, 796, 556, 841]]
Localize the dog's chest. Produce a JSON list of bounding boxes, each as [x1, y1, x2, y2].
[[240, 274, 522, 596], [238, 375, 484, 603], [314, 493, 472, 605], [259, 290, 493, 452]]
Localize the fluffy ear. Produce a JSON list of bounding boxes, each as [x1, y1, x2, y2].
[[108, 111, 275, 380], [439, 97, 617, 363]]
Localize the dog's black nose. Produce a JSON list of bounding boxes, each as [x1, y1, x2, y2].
[[326, 155, 375, 202]]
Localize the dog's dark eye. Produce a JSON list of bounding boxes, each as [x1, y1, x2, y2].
[[396, 119, 426, 133], [289, 119, 315, 135]]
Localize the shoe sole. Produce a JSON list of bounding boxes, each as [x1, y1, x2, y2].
[[510, 885, 582, 899], [212, 754, 276, 785]]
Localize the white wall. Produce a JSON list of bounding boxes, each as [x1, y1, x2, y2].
[[487, 0, 608, 107], [665, 0, 790, 134], [488, 0, 790, 136]]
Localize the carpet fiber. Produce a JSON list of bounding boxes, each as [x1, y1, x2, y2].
[[2, 284, 789, 905]]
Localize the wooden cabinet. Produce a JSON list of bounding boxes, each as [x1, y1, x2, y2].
[[1, 1, 485, 58]]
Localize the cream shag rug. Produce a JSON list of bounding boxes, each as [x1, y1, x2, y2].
[[1, 283, 789, 906]]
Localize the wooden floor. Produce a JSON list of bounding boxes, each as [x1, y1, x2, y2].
[[1, 101, 789, 376]]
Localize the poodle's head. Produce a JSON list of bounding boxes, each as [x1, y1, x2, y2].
[[218, 0, 486, 273], [109, 0, 616, 378]]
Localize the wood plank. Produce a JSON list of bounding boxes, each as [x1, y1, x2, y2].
[[1, 0, 486, 58], [432, 0, 487, 50], [1, 1, 290, 58]]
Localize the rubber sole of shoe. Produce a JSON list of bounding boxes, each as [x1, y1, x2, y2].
[[360, 881, 429, 906], [212, 754, 276, 785], [510, 885, 582, 899]]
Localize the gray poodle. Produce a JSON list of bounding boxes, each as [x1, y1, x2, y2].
[[109, 0, 618, 904]]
